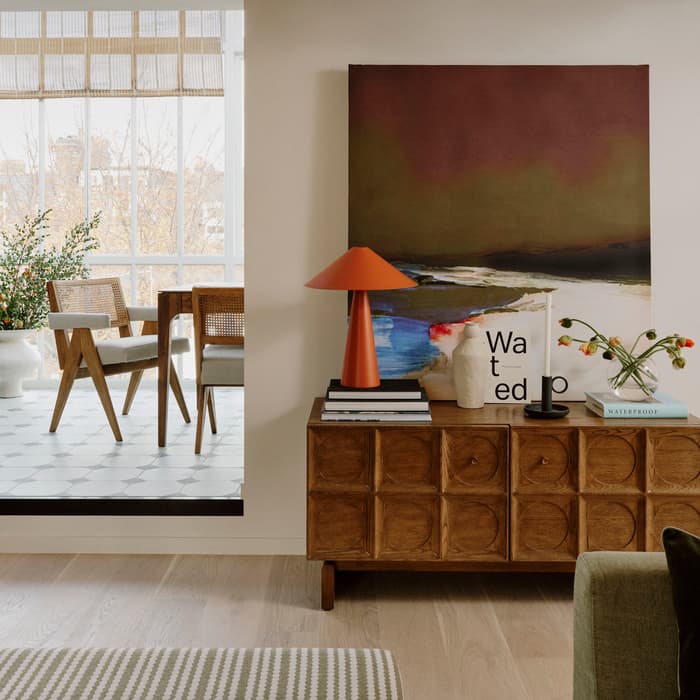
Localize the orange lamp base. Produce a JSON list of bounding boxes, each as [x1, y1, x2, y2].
[[341, 290, 380, 388]]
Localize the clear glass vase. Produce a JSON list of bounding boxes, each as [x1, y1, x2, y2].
[[608, 357, 658, 401]]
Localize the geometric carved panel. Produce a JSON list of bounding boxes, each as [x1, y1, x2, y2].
[[376, 494, 440, 559], [308, 427, 371, 490], [307, 402, 700, 580], [582, 496, 643, 552], [307, 492, 372, 559], [376, 429, 440, 492], [647, 496, 700, 551], [649, 431, 700, 492], [512, 429, 577, 493], [443, 428, 508, 494], [511, 495, 577, 561], [581, 429, 643, 492], [443, 495, 507, 560]]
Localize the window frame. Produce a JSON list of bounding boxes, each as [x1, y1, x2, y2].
[[17, 9, 244, 385]]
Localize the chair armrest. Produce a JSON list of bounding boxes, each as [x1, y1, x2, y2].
[[574, 552, 677, 699], [48, 312, 112, 330], [127, 306, 158, 322]]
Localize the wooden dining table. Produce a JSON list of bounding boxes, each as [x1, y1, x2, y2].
[[157, 284, 243, 447]]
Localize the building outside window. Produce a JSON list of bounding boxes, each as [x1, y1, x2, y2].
[[0, 10, 244, 381]]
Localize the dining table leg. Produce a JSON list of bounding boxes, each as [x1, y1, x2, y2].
[[157, 291, 173, 447]]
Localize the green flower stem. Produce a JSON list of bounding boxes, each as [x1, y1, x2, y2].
[[629, 329, 654, 356], [0, 210, 100, 330], [609, 359, 658, 396], [559, 317, 690, 396]]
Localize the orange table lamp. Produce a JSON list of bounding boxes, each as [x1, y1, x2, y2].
[[306, 247, 417, 388]]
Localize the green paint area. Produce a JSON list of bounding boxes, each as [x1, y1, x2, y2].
[[349, 125, 650, 273]]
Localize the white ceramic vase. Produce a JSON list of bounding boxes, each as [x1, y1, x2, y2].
[[0, 330, 40, 398], [452, 322, 489, 408]]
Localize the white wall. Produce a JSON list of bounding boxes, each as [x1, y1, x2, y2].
[[2, 0, 699, 553]]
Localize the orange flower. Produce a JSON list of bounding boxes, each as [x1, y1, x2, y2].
[[579, 342, 598, 356], [677, 337, 695, 348], [609, 336, 622, 347], [558, 335, 572, 346]]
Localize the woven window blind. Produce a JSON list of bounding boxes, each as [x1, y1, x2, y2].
[[0, 10, 224, 98]]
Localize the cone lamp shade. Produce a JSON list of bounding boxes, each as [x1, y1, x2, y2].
[[306, 247, 417, 388]]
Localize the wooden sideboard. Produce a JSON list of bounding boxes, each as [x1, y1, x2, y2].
[[307, 399, 700, 609]]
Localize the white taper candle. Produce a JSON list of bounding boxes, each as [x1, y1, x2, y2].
[[544, 292, 552, 377]]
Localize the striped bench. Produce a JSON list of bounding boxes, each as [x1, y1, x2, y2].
[[0, 647, 403, 699]]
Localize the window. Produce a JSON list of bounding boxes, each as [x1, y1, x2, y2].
[[0, 10, 244, 382]]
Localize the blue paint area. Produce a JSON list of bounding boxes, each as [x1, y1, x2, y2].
[[373, 315, 440, 377]]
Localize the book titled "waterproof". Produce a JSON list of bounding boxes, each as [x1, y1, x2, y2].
[[585, 392, 688, 418]]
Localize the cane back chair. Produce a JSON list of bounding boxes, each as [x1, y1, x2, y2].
[[192, 286, 244, 454], [47, 277, 190, 442]]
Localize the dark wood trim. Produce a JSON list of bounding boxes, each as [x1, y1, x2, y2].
[[332, 559, 576, 573], [0, 498, 244, 516]]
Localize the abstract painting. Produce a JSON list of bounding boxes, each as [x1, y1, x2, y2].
[[348, 65, 650, 401]]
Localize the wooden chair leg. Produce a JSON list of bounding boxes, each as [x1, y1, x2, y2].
[[122, 370, 144, 415], [195, 384, 209, 455], [169, 361, 191, 424], [49, 332, 82, 433], [80, 330, 123, 442], [207, 387, 217, 434]]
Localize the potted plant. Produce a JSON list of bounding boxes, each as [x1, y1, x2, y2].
[[0, 210, 100, 397]]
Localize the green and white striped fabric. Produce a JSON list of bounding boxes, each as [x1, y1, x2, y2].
[[0, 647, 403, 699]]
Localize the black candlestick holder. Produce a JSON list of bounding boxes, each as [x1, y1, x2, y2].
[[524, 376, 570, 419]]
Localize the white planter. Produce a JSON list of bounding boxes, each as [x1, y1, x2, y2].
[[452, 322, 489, 408], [0, 330, 40, 398]]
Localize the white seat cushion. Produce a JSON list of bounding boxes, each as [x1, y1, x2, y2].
[[92, 335, 190, 365], [201, 345, 244, 385]]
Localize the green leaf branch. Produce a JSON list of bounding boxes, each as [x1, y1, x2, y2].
[[0, 210, 100, 330]]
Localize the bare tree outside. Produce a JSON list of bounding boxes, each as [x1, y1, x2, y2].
[[0, 94, 228, 379]]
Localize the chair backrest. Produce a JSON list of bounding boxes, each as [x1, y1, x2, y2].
[[192, 286, 245, 350], [47, 277, 131, 369]]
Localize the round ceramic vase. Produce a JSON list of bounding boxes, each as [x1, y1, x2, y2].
[[452, 322, 489, 408], [0, 330, 40, 398]]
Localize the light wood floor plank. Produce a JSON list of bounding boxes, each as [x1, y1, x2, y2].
[[0, 555, 574, 699], [0, 554, 77, 645], [191, 555, 275, 647], [371, 572, 459, 700], [517, 658, 573, 700], [434, 573, 530, 700], [487, 573, 573, 659], [63, 555, 175, 648]]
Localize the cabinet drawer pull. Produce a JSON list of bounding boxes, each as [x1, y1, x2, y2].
[[540, 456, 550, 465], [470, 456, 479, 464]]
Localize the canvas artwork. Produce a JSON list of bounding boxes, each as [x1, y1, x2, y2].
[[348, 64, 650, 401]]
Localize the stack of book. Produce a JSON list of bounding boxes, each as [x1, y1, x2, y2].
[[321, 378, 431, 422], [585, 391, 688, 418]]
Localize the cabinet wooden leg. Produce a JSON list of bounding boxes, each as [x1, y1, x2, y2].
[[321, 561, 335, 611]]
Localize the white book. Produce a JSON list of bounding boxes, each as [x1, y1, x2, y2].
[[321, 411, 432, 422]]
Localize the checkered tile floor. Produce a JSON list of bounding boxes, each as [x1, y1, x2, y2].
[[0, 387, 243, 499]]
